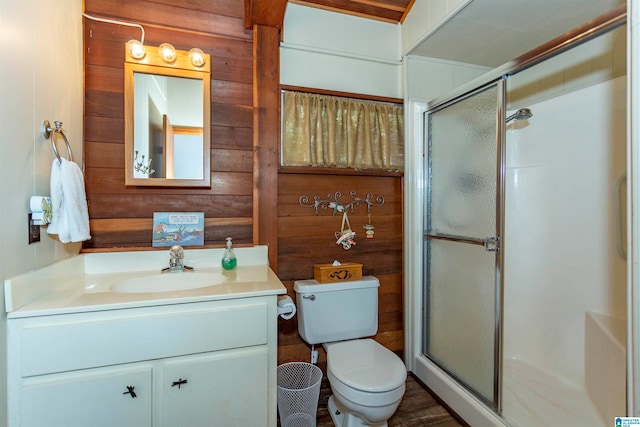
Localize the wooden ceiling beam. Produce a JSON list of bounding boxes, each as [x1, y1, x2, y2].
[[350, 0, 406, 13], [244, 0, 288, 29], [289, 0, 406, 23]]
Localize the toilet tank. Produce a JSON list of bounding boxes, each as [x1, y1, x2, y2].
[[293, 276, 379, 345]]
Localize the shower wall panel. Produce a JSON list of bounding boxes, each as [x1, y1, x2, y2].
[[503, 75, 627, 387]]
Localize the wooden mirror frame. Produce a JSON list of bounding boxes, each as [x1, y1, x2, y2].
[[124, 45, 211, 187]]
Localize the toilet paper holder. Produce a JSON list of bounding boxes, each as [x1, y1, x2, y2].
[[277, 295, 296, 320], [29, 196, 52, 226]]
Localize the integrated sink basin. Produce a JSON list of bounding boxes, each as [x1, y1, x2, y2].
[[111, 272, 226, 293]]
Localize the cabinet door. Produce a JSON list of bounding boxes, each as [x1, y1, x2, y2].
[[161, 346, 269, 427], [20, 364, 152, 427]]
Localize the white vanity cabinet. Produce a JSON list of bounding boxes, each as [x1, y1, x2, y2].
[[7, 296, 278, 427], [161, 346, 268, 426], [20, 363, 154, 426]]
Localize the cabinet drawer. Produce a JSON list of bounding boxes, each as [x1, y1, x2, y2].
[[18, 299, 268, 377]]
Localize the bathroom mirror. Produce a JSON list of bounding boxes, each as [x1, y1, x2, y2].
[[125, 45, 211, 187]]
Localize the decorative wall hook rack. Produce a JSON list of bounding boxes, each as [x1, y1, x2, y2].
[[299, 191, 384, 215]]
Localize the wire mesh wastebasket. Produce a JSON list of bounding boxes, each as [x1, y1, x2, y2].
[[277, 362, 323, 427]]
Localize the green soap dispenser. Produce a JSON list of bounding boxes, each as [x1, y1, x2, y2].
[[221, 237, 237, 270]]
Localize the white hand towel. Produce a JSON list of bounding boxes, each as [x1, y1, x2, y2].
[[47, 160, 62, 236], [47, 158, 91, 243]]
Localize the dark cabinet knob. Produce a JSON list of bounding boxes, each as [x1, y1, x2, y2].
[[171, 378, 188, 389], [123, 385, 137, 398]]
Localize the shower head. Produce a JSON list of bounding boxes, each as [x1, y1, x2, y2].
[[506, 108, 533, 124]]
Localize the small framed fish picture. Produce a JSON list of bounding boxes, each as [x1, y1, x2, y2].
[[152, 212, 205, 247]]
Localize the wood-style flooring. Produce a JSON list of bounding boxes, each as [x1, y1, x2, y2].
[[314, 374, 467, 427]]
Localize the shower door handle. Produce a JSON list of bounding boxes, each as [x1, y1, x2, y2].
[[614, 173, 627, 260], [425, 233, 500, 252], [484, 237, 499, 252]]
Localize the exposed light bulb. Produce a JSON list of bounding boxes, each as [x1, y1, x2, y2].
[[189, 48, 206, 67], [127, 39, 145, 59], [158, 43, 176, 63]]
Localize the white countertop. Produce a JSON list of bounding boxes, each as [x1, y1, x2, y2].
[[5, 246, 286, 318]]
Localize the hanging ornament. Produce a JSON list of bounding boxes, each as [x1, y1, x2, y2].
[[335, 211, 356, 250], [363, 210, 375, 239]]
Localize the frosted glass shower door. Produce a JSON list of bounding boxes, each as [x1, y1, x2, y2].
[[424, 83, 502, 408]]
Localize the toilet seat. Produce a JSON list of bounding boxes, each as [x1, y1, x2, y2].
[[328, 369, 405, 408], [326, 339, 407, 393]]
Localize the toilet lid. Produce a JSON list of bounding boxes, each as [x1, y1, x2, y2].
[[327, 339, 406, 392]]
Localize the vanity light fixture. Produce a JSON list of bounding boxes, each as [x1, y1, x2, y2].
[[127, 39, 145, 59], [126, 43, 209, 72], [158, 43, 177, 63], [189, 48, 206, 67]]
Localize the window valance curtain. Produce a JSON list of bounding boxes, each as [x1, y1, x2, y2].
[[281, 91, 404, 171]]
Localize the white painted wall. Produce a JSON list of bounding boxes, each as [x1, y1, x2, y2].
[[281, 1, 491, 101], [0, 1, 83, 424], [405, 55, 490, 102], [401, 0, 471, 56], [280, 3, 402, 98]]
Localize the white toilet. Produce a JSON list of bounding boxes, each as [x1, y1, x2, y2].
[[294, 276, 406, 427]]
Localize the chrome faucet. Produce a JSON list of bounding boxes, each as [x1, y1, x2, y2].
[[162, 245, 193, 273]]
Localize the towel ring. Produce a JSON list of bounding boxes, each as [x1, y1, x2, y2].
[[42, 120, 73, 164]]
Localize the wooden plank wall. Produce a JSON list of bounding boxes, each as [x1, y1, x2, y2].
[[277, 171, 404, 367], [82, 0, 405, 366], [83, 0, 254, 249]]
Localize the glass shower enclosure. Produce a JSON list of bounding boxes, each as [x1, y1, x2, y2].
[[417, 6, 628, 425], [423, 82, 504, 409]]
